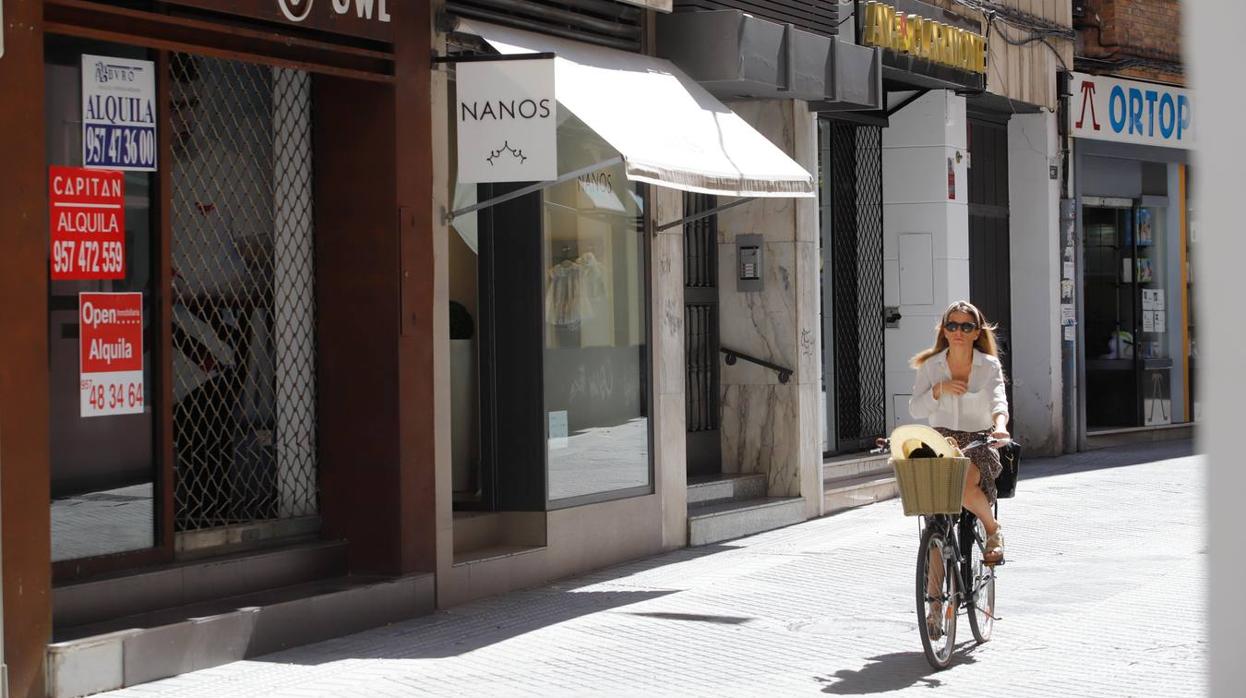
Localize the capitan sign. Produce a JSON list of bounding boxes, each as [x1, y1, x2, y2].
[[456, 58, 558, 184], [162, 0, 393, 42], [1069, 72, 1193, 150]]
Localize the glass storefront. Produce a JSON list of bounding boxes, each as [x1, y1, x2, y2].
[[450, 103, 651, 510], [1081, 158, 1192, 431], [542, 158, 647, 502], [46, 39, 320, 563], [47, 38, 158, 561]]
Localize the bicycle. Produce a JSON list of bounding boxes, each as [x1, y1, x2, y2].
[[872, 436, 1008, 670]]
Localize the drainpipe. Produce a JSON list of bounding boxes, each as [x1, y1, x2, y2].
[[1057, 71, 1078, 455]]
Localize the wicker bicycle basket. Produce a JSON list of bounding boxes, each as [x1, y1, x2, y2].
[[891, 457, 970, 516]]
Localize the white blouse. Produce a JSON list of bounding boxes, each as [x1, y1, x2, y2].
[[909, 349, 1009, 433]]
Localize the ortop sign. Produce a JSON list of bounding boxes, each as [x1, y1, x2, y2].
[[861, 0, 987, 75], [1069, 72, 1194, 150], [456, 58, 558, 184]]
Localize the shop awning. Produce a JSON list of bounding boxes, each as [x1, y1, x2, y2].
[[456, 19, 815, 199]]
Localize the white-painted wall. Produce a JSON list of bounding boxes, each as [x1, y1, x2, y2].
[[882, 90, 970, 429], [1007, 111, 1064, 455]]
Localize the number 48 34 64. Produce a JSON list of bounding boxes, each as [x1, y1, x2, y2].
[[87, 382, 143, 411]]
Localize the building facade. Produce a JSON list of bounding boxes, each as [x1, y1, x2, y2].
[[1, 2, 438, 696], [1068, 0, 1194, 449], [849, 0, 1074, 458]]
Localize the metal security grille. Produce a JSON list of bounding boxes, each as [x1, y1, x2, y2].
[[685, 192, 719, 433], [169, 54, 318, 532], [684, 193, 722, 476], [825, 121, 886, 452]]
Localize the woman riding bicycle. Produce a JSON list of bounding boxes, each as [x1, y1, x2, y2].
[[909, 300, 1009, 565]]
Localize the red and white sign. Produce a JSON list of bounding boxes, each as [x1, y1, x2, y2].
[[80, 292, 144, 418], [50, 166, 126, 280]]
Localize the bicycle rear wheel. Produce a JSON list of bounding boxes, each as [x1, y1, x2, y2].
[[964, 518, 997, 643], [917, 522, 957, 669]]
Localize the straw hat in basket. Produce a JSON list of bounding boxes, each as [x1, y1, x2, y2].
[[888, 424, 962, 461]]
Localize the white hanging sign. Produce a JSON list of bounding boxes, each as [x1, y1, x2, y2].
[[82, 55, 158, 171], [456, 58, 557, 184]]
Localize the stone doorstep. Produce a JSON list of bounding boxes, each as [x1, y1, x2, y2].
[[687, 497, 805, 547], [46, 574, 435, 698], [823, 473, 900, 515], [53, 538, 348, 630], [822, 452, 891, 484], [686, 473, 768, 506]]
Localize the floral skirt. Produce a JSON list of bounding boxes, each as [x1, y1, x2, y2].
[[934, 428, 1002, 504]]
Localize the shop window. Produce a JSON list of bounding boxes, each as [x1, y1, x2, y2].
[[451, 103, 652, 510], [544, 113, 649, 504], [47, 38, 158, 562], [1083, 197, 1177, 429]]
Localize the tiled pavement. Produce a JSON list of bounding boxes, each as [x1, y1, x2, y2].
[[106, 440, 1203, 697]]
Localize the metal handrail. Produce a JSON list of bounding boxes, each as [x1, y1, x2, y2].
[[720, 347, 793, 384]]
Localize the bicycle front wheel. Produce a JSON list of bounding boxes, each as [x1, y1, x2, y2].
[[965, 517, 997, 643], [917, 523, 958, 669]]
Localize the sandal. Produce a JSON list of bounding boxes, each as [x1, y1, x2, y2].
[[926, 602, 944, 640], [984, 526, 1005, 565]]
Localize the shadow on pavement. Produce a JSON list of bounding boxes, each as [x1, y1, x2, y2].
[[623, 611, 753, 624], [1020, 439, 1196, 483], [259, 544, 742, 665], [815, 647, 979, 694]]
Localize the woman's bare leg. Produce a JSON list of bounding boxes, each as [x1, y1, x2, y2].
[[961, 463, 998, 535]]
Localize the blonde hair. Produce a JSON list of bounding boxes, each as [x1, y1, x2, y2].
[[910, 300, 1001, 368]]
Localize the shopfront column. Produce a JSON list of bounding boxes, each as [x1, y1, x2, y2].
[[652, 189, 690, 549], [882, 90, 971, 428], [1007, 112, 1065, 455], [717, 99, 822, 517], [0, 0, 53, 694]]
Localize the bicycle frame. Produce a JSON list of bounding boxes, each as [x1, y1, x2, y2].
[[922, 509, 997, 614]]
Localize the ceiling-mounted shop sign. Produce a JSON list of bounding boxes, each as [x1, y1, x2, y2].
[[82, 55, 158, 171], [80, 292, 145, 418], [861, 0, 986, 75], [456, 58, 557, 184], [162, 0, 393, 42], [1069, 72, 1194, 150], [49, 167, 126, 281]]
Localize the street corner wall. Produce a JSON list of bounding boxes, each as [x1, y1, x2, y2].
[[718, 98, 821, 514], [881, 90, 970, 428], [1007, 111, 1065, 456]]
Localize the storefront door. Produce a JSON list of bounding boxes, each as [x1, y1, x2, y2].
[[684, 193, 722, 477], [820, 119, 886, 454], [967, 117, 1014, 424]]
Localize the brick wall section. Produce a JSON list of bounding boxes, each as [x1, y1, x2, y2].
[[1077, 0, 1184, 84]]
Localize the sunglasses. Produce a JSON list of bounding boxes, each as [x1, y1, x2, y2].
[[944, 321, 979, 333]]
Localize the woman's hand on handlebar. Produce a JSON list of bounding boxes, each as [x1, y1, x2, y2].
[[989, 429, 1011, 448]]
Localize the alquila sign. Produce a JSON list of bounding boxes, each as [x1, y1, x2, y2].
[[861, 0, 987, 75]]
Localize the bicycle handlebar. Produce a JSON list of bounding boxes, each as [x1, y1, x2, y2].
[[869, 435, 1018, 457]]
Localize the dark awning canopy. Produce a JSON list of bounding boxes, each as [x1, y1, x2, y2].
[[655, 10, 884, 111]]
